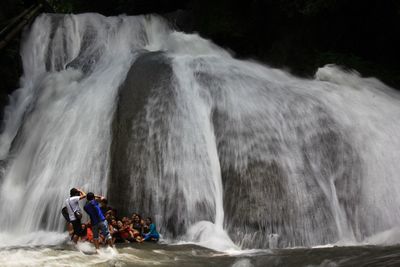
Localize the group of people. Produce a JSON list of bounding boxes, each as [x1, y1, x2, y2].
[[63, 188, 160, 249]]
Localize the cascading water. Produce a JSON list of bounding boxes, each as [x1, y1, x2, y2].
[[1, 13, 400, 251], [0, 13, 173, 246]]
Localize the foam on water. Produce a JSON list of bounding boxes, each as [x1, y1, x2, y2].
[[0, 231, 67, 249], [0, 247, 131, 267], [231, 258, 254, 267], [185, 221, 238, 251]]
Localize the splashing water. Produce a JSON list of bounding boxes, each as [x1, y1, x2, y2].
[[1, 13, 400, 252]]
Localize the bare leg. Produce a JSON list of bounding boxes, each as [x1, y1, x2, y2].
[[107, 238, 113, 247], [94, 239, 100, 250]]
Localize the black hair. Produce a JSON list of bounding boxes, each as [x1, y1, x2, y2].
[[146, 217, 152, 223], [87, 192, 95, 201], [70, 188, 79, 197], [100, 198, 108, 204]]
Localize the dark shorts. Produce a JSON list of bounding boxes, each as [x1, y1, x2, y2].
[[92, 220, 111, 240], [71, 219, 84, 237]]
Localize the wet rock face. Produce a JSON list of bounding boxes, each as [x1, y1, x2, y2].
[[109, 51, 173, 217], [110, 52, 363, 247], [201, 68, 364, 248], [109, 52, 217, 238], [215, 103, 363, 248]]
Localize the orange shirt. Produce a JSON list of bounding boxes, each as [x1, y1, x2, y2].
[[87, 227, 93, 241]]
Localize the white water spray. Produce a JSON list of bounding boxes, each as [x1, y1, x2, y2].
[[0, 13, 173, 243], [1, 13, 400, 252]]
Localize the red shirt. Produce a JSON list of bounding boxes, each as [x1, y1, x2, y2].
[[119, 227, 131, 239]]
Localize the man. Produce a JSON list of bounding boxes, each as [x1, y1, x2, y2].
[[84, 192, 113, 249], [99, 198, 108, 215], [66, 188, 86, 243]]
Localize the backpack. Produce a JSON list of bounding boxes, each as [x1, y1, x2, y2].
[[61, 206, 70, 222]]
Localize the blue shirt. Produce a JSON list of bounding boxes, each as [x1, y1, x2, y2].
[[84, 200, 105, 225], [147, 223, 159, 237]]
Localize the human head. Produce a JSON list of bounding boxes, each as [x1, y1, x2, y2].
[[111, 208, 117, 217], [87, 192, 95, 201], [146, 217, 152, 225], [106, 210, 113, 218], [70, 188, 79, 197], [100, 198, 108, 207]]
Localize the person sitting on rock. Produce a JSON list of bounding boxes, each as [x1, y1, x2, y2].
[[116, 220, 135, 243], [99, 198, 110, 215], [143, 217, 160, 242], [131, 214, 144, 242]]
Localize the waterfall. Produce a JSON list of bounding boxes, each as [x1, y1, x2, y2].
[[1, 13, 400, 250], [0, 13, 171, 246]]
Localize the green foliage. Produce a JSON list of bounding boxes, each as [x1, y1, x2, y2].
[[297, 0, 339, 15], [47, 0, 74, 13]]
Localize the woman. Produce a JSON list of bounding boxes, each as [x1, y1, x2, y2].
[[111, 220, 124, 244], [143, 217, 160, 242], [131, 215, 144, 242], [117, 220, 136, 243]]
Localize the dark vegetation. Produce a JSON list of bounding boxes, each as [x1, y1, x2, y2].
[[0, 0, 25, 117], [1, 0, 399, 118], [186, 0, 400, 87]]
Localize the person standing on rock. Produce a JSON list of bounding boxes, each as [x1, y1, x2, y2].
[[83, 192, 113, 249], [66, 188, 86, 243]]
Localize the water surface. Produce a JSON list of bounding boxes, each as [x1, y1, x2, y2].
[[2, 243, 400, 267]]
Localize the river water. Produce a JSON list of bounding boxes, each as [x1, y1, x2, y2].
[[2, 242, 400, 267]]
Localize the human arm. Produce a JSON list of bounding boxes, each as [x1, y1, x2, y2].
[[77, 188, 87, 200], [149, 224, 156, 234], [109, 224, 115, 234], [94, 195, 104, 201]]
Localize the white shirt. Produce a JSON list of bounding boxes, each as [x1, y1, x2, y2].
[[65, 196, 81, 221]]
